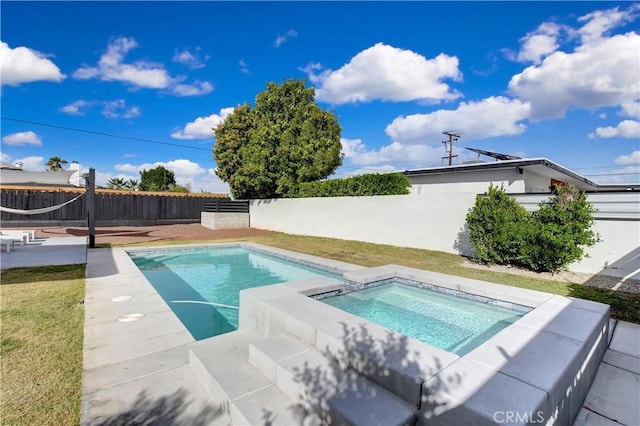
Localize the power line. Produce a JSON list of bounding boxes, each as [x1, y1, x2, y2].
[[2, 116, 635, 174], [1, 117, 213, 152], [583, 172, 640, 177]]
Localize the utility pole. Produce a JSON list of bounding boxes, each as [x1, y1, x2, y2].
[[441, 131, 460, 166]]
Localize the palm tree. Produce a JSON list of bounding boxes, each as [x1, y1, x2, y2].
[[124, 179, 139, 191], [46, 156, 68, 171], [106, 177, 126, 189]]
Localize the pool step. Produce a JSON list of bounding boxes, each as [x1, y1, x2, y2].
[[249, 334, 417, 426], [189, 331, 304, 425]]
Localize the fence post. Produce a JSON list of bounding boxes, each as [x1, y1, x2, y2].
[[87, 168, 96, 248]]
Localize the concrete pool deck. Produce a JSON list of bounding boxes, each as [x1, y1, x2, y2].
[[78, 244, 640, 426], [0, 236, 87, 270]]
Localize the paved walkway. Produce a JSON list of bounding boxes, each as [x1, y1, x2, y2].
[[0, 236, 87, 270], [81, 247, 228, 425], [573, 320, 640, 426]]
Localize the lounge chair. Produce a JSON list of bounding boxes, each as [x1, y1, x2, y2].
[[0, 230, 36, 243], [0, 238, 16, 253]]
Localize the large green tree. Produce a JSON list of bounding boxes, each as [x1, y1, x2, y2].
[[46, 156, 68, 171], [138, 166, 177, 191], [213, 78, 343, 199]]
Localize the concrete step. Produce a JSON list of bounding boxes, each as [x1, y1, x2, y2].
[[189, 331, 303, 425], [249, 334, 314, 381], [251, 334, 416, 426]]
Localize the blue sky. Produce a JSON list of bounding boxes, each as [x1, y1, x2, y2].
[[1, 1, 639, 193]]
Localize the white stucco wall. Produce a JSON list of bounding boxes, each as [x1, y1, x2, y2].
[[250, 194, 477, 255], [250, 191, 639, 277], [570, 220, 640, 279], [523, 170, 552, 193]]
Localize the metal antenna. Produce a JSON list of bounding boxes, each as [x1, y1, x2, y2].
[[442, 131, 460, 166]]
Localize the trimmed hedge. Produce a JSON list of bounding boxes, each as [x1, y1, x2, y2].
[[293, 173, 411, 198]]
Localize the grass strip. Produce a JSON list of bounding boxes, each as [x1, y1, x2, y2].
[[247, 233, 640, 323], [1, 264, 85, 426]]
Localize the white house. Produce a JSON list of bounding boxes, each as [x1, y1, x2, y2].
[[0, 161, 86, 187], [249, 152, 639, 279], [404, 155, 639, 195]]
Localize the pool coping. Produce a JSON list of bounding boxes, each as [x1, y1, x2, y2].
[[236, 258, 610, 426], [81, 242, 612, 426]]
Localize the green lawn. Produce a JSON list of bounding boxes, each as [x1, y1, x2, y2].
[[1, 265, 85, 426], [246, 233, 640, 323], [1, 233, 637, 425]]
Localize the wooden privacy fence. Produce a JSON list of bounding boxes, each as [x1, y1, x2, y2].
[[0, 188, 247, 225]]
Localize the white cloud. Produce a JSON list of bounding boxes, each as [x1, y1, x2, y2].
[[74, 37, 171, 88], [590, 120, 640, 139], [171, 107, 235, 140], [2, 131, 43, 146], [73, 37, 212, 96], [309, 43, 462, 104], [584, 164, 640, 184], [385, 96, 531, 145], [340, 138, 367, 159], [201, 168, 231, 194], [0, 41, 65, 86], [341, 138, 445, 167], [172, 47, 207, 69], [620, 101, 639, 118], [509, 32, 640, 120], [59, 100, 92, 116], [516, 22, 561, 64], [171, 80, 213, 97], [112, 159, 229, 194], [239, 59, 250, 74], [15, 156, 45, 171], [102, 99, 141, 119], [578, 4, 640, 44], [115, 159, 204, 178], [1, 152, 10, 164], [336, 164, 399, 179], [615, 151, 640, 166], [274, 29, 298, 47], [60, 99, 140, 119]]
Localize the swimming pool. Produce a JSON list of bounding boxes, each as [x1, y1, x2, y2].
[[129, 246, 340, 339], [320, 280, 529, 355]]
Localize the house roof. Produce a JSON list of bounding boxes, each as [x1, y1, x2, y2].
[[404, 158, 640, 191], [0, 169, 77, 186]]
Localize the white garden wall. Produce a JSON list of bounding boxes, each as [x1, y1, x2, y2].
[[250, 191, 639, 278], [250, 194, 477, 255]]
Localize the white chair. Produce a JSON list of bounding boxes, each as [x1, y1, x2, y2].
[[0, 230, 35, 243], [0, 238, 16, 252]]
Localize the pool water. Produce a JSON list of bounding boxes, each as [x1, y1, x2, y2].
[[130, 247, 339, 340], [321, 282, 528, 355]]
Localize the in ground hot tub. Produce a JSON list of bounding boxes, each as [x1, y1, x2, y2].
[[237, 260, 610, 426], [318, 279, 530, 356]]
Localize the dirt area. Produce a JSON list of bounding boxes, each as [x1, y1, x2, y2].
[[33, 224, 274, 246]]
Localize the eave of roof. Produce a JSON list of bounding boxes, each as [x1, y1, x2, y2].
[[403, 158, 640, 190]]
